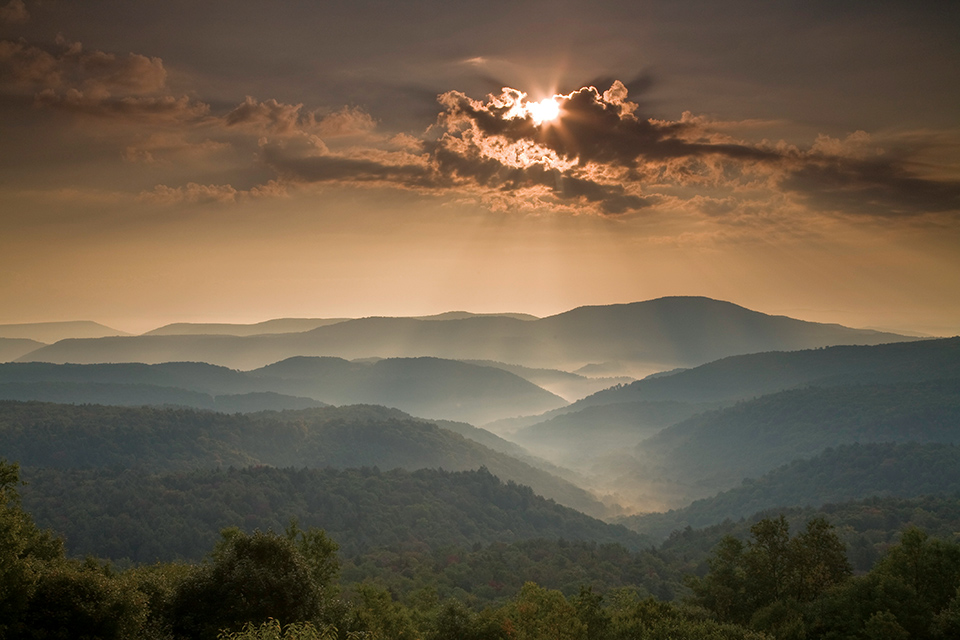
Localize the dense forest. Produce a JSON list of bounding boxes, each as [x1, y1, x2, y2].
[[634, 379, 960, 489], [622, 442, 960, 539], [2, 334, 959, 638], [0, 401, 604, 516], [17, 466, 645, 562], [5, 458, 960, 639]]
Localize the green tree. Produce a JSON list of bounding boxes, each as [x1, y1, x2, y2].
[[500, 582, 586, 640], [285, 519, 341, 595], [744, 515, 792, 608], [18, 560, 147, 640], [170, 530, 321, 639], [687, 536, 749, 624], [0, 459, 64, 637], [789, 516, 852, 602]]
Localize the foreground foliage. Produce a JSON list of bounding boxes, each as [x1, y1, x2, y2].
[[4, 457, 960, 640]]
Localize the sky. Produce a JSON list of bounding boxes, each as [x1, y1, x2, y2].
[[1, 0, 958, 335]]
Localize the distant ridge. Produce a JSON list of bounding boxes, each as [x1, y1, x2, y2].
[[143, 317, 350, 336], [412, 311, 540, 321], [16, 297, 914, 371], [0, 338, 46, 363], [0, 320, 127, 343], [0, 356, 568, 425]]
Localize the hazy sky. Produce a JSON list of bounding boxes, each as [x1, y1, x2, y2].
[[1, 0, 958, 334]]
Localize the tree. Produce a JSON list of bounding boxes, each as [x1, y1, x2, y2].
[[789, 516, 852, 602], [499, 582, 586, 640], [170, 530, 321, 639], [687, 536, 749, 624], [743, 515, 792, 608], [0, 459, 64, 637]]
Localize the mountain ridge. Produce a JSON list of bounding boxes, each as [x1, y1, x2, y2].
[[16, 297, 914, 372]]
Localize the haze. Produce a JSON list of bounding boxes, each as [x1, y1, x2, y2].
[[1, 1, 958, 335]]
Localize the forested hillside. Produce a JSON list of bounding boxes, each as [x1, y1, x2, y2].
[[0, 356, 567, 424], [0, 401, 604, 515], [622, 442, 960, 540], [633, 378, 960, 490], [18, 465, 645, 562], [566, 336, 959, 410]]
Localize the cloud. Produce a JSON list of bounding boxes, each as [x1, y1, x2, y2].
[[1, 37, 166, 96], [1, 37, 209, 123], [138, 181, 288, 205], [0, 40, 60, 89], [34, 89, 210, 122], [0, 0, 28, 24], [7, 34, 955, 222], [122, 133, 230, 164], [782, 155, 960, 218], [415, 82, 960, 218], [223, 97, 376, 142]]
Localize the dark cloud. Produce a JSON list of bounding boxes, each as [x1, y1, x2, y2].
[[0, 37, 209, 123], [34, 90, 209, 122], [0, 0, 28, 25], [260, 144, 433, 187], [439, 83, 779, 169], [426, 82, 960, 218], [782, 156, 960, 218]]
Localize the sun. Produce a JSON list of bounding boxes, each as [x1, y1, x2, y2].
[[527, 97, 561, 125]]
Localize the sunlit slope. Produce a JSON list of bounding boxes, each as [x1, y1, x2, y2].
[[0, 401, 604, 516], [17, 297, 912, 371], [0, 356, 567, 424], [621, 442, 960, 540]]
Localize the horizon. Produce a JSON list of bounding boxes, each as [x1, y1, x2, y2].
[[1, 2, 958, 338], [1, 294, 953, 339]]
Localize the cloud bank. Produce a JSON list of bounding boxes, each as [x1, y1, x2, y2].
[[3, 31, 958, 221]]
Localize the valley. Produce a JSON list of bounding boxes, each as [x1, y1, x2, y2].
[[1, 297, 958, 639]]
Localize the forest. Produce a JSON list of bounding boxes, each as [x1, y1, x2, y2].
[[1, 326, 958, 638], [4, 457, 960, 639]]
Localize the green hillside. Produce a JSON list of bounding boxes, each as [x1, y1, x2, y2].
[[623, 442, 960, 540], [634, 378, 960, 489], [571, 336, 960, 410], [18, 465, 645, 563], [0, 381, 326, 412], [0, 401, 604, 515], [0, 357, 567, 425]]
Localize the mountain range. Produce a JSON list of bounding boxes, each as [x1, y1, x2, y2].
[[13, 297, 911, 373], [0, 356, 567, 425]]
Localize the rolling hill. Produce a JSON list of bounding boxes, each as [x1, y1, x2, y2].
[[620, 442, 960, 540], [632, 377, 960, 490], [15, 297, 911, 372], [0, 338, 46, 363], [0, 356, 568, 425], [556, 336, 960, 411], [0, 320, 127, 343], [143, 318, 351, 336], [17, 465, 646, 563], [0, 401, 605, 516]]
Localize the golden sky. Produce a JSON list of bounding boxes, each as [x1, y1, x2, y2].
[[1, 0, 958, 335]]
